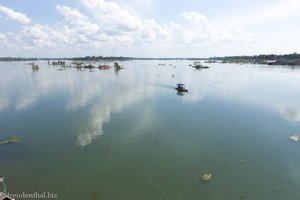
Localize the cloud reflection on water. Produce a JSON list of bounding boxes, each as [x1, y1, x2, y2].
[[1, 61, 300, 146], [73, 69, 158, 146], [280, 106, 300, 123]]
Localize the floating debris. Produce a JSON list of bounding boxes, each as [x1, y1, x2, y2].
[[289, 134, 299, 142], [201, 173, 212, 181], [98, 65, 112, 70], [0, 136, 21, 145], [114, 62, 124, 70], [31, 63, 39, 71]]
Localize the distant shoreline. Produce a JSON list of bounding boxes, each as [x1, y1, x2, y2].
[[0, 53, 299, 66], [210, 53, 300, 66]]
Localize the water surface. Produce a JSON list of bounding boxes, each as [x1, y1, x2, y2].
[[1, 60, 300, 199]]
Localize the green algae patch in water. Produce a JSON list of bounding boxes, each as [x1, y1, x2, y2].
[[290, 134, 299, 142], [0, 136, 21, 145]]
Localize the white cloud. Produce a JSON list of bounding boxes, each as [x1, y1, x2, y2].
[[181, 11, 209, 30], [115, 0, 154, 13], [80, 0, 142, 33], [212, 25, 258, 43], [139, 19, 170, 42], [22, 24, 70, 48], [0, 33, 5, 39], [0, 5, 31, 24], [0, 1, 259, 57], [27, 24, 51, 40], [156, 12, 256, 46], [9, 6, 104, 55], [168, 23, 193, 43], [0, 33, 7, 41], [56, 5, 100, 34], [56, 5, 88, 22]]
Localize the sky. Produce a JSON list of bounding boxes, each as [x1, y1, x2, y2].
[[0, 0, 299, 57]]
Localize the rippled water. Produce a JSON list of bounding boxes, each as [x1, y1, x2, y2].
[[1, 60, 300, 199]]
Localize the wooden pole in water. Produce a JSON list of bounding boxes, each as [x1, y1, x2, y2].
[[1, 177, 7, 197]]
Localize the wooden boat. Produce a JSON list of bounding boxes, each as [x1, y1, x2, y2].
[[192, 61, 210, 69], [175, 83, 188, 93], [194, 65, 210, 69]]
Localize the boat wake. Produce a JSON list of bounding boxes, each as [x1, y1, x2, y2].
[[139, 81, 174, 90]]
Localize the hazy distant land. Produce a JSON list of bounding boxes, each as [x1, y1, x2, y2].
[[0, 53, 299, 66], [210, 52, 300, 66]]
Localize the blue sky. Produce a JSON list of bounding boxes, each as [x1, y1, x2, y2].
[[0, 0, 299, 57]]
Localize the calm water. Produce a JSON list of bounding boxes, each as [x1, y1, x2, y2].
[[1, 60, 300, 199]]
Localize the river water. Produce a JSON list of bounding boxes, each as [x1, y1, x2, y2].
[[1, 60, 300, 199]]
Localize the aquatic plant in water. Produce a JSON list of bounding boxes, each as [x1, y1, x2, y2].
[[0, 136, 21, 145], [290, 134, 299, 142], [202, 173, 212, 181]]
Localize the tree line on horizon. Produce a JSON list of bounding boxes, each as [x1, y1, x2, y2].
[[0, 53, 299, 66], [210, 52, 300, 65]]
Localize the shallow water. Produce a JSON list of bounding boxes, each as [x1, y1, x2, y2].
[[1, 60, 300, 199]]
